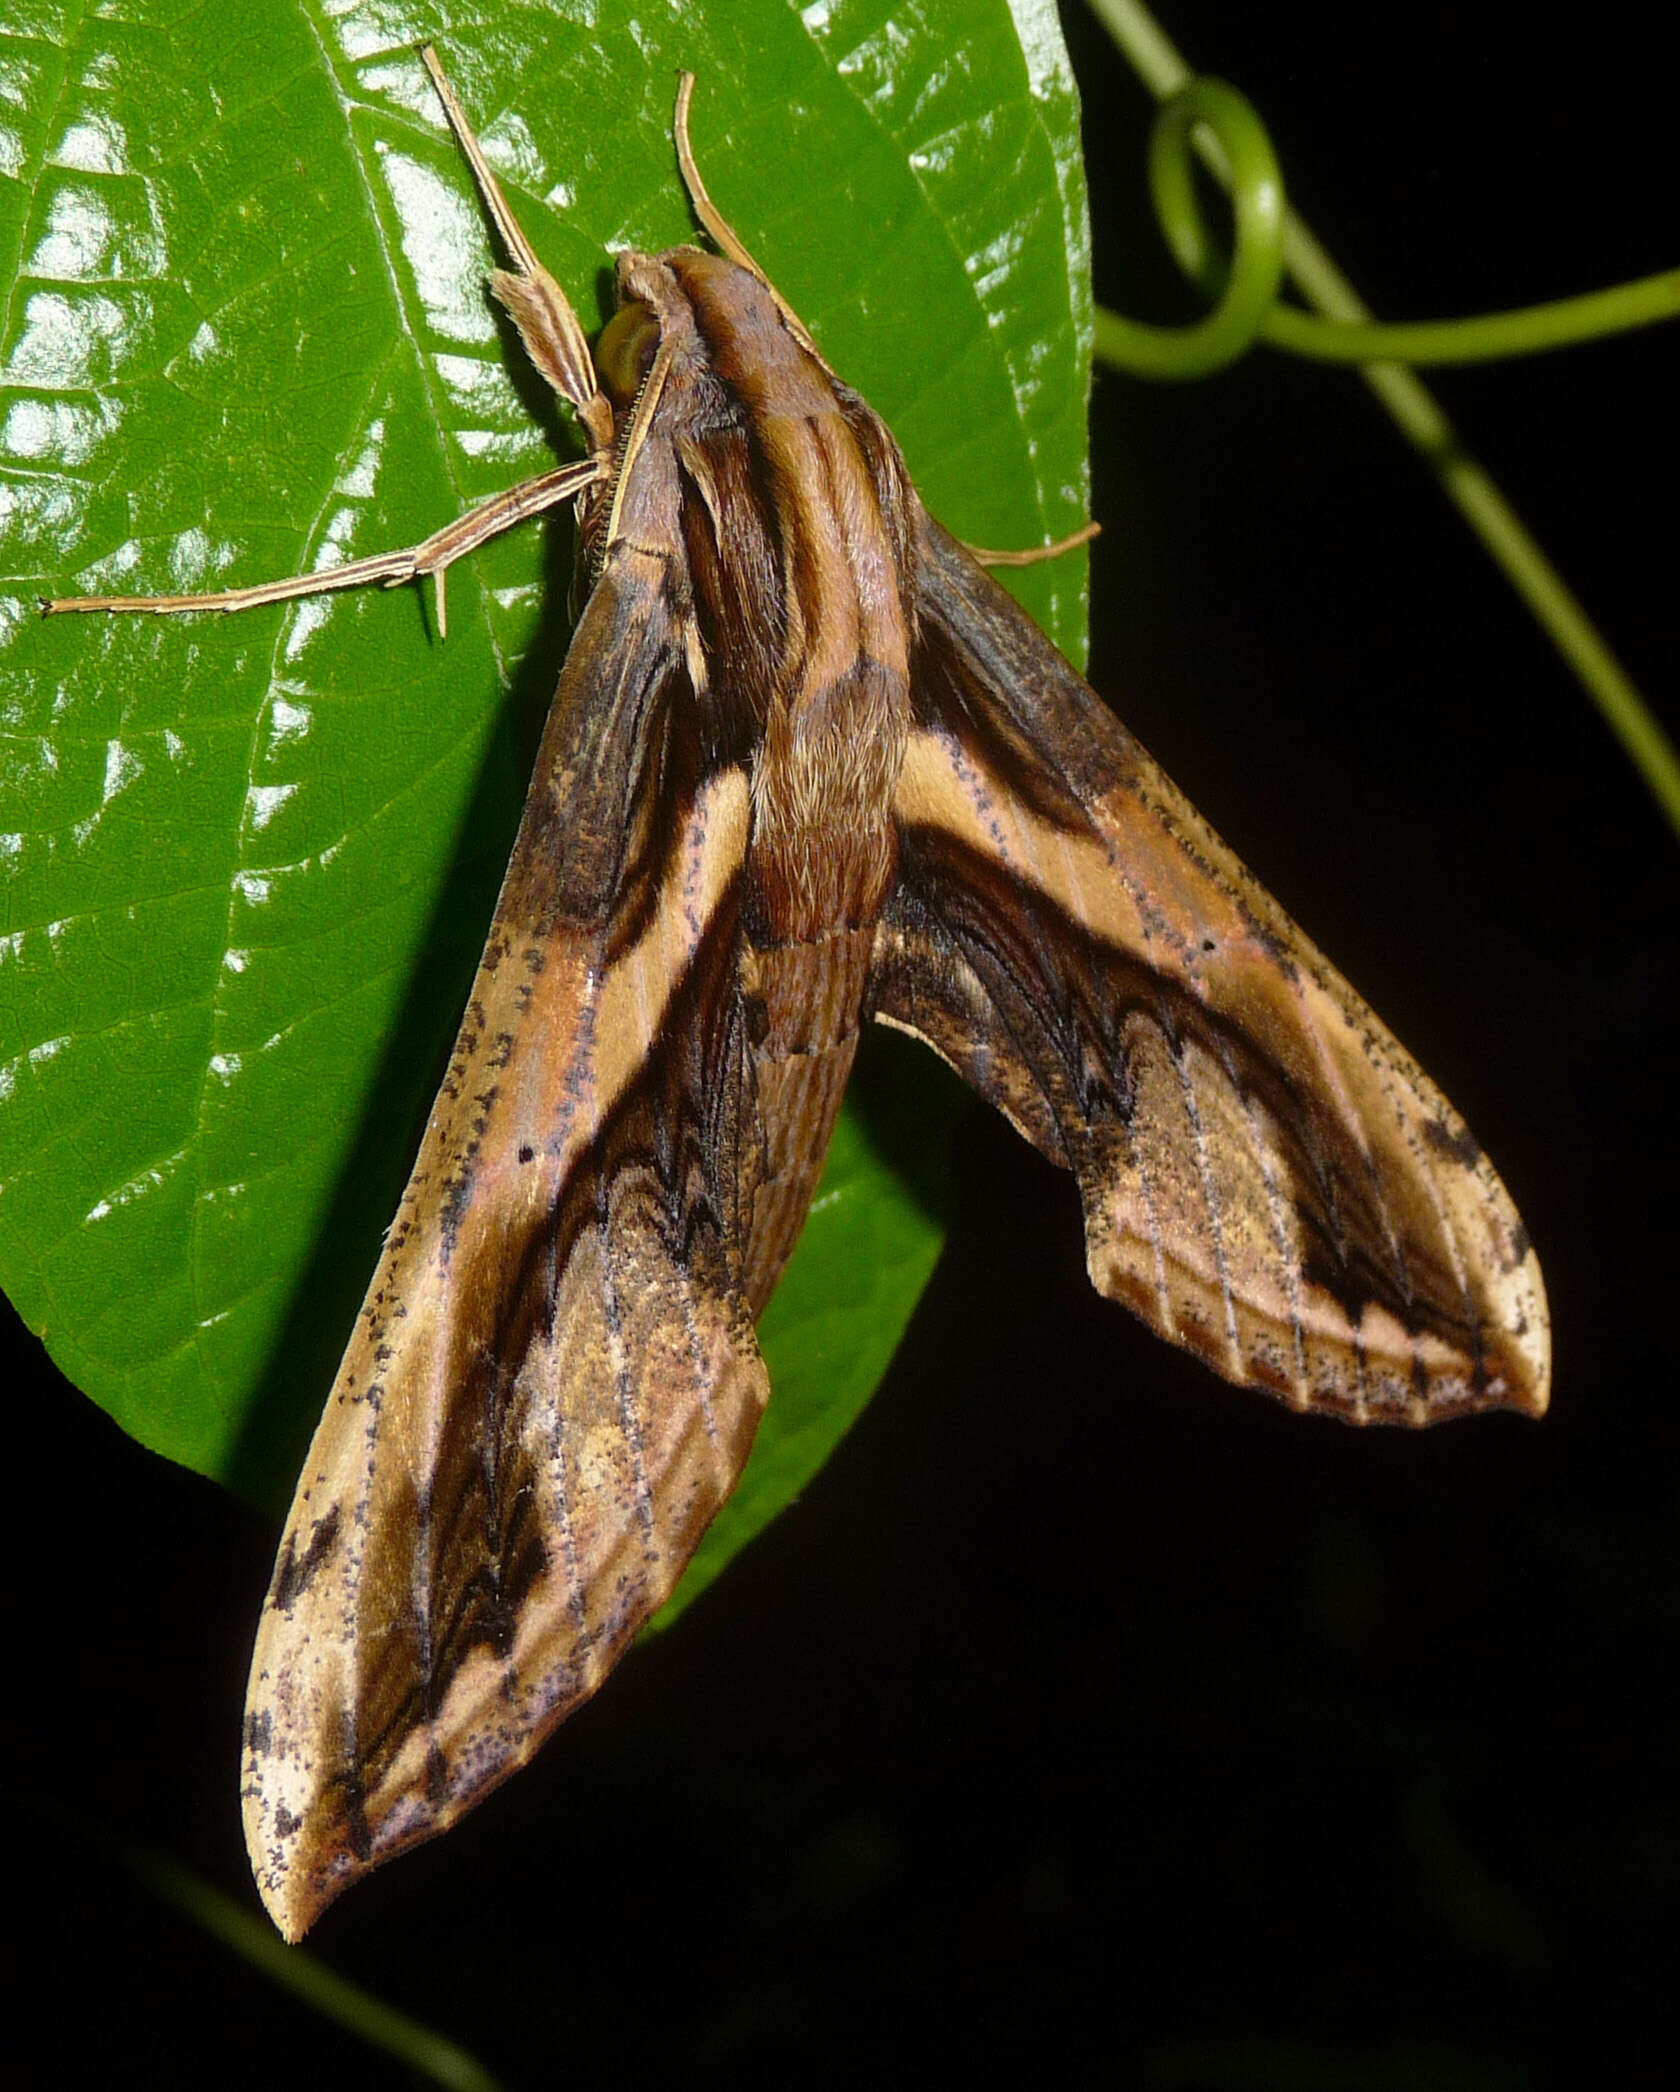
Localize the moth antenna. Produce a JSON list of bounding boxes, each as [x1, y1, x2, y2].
[[672, 72, 824, 361], [421, 45, 613, 452], [672, 73, 764, 280], [420, 46, 540, 277], [601, 340, 678, 560]]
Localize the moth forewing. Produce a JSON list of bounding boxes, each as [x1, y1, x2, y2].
[[242, 61, 926, 1940], [244, 560, 771, 1940], [49, 52, 1547, 1942]]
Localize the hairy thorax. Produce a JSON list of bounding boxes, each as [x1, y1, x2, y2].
[[599, 246, 915, 1303]]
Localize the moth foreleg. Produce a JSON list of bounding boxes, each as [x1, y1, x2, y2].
[[961, 520, 1102, 568], [42, 456, 604, 630]]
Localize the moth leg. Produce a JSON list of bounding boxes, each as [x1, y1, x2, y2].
[[43, 455, 604, 631], [961, 520, 1102, 568], [672, 73, 824, 360], [420, 46, 615, 454]]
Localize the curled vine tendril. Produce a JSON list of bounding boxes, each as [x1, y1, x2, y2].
[[1094, 79, 1283, 379], [1084, 28, 1680, 840], [1096, 76, 1680, 379]]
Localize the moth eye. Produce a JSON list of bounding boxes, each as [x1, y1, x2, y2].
[[596, 300, 660, 407]]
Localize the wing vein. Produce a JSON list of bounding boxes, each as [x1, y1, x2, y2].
[[1162, 999, 1242, 1372], [1213, 1034, 1312, 1402], [598, 1163, 659, 1549]]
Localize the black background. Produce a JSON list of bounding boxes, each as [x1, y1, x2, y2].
[[5, 5, 1676, 2085]]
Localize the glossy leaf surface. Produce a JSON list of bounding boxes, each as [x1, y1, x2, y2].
[[0, 0, 1090, 1601]]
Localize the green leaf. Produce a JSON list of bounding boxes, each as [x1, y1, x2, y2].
[[0, 0, 1090, 1602]]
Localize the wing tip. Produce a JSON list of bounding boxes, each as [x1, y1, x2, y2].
[[244, 1782, 456, 1943], [262, 1870, 333, 1947], [244, 1824, 341, 1945], [1484, 1243, 1552, 1421], [1492, 1325, 1551, 1422]]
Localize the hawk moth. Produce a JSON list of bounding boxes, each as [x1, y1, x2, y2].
[[48, 49, 1548, 1941]]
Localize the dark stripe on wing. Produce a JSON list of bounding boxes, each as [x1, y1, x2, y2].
[[874, 823, 1494, 1404], [337, 882, 757, 1822]]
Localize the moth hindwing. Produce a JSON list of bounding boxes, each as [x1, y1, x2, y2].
[[47, 51, 1549, 1940]]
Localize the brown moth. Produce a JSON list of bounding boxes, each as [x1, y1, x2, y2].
[[48, 50, 1549, 1941]]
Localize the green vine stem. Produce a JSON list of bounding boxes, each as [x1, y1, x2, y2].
[[1264, 276, 1680, 366], [1085, 0, 1680, 841], [1, 1782, 505, 2092], [1101, 76, 1680, 371]]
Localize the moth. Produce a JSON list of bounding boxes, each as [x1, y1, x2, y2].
[[48, 50, 1549, 1941]]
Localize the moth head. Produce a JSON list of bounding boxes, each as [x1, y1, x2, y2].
[[597, 249, 705, 411]]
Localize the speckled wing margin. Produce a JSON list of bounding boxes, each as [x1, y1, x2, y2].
[[871, 514, 1549, 1424], [242, 561, 766, 1943]]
